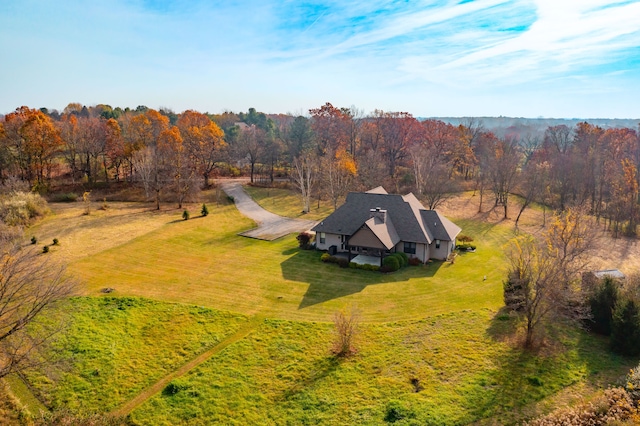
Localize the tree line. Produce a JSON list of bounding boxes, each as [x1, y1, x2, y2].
[[1, 102, 639, 234]]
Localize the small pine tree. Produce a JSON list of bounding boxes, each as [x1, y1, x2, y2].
[[201, 203, 209, 217], [31, 236, 37, 245], [182, 210, 190, 221], [611, 298, 640, 356], [588, 276, 619, 335], [42, 245, 49, 253]]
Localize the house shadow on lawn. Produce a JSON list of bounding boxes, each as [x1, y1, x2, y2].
[[280, 250, 441, 310]]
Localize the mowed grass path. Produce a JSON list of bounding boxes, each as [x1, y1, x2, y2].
[[32, 199, 512, 322]]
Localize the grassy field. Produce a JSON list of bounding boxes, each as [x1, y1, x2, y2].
[[27, 199, 511, 323], [130, 313, 629, 425], [15, 297, 630, 425], [12, 186, 636, 424], [22, 297, 248, 414]]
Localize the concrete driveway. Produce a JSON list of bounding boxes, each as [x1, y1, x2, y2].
[[219, 180, 318, 241]]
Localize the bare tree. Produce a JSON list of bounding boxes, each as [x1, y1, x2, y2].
[[410, 144, 457, 210], [0, 236, 75, 378], [514, 160, 549, 230], [332, 306, 360, 357], [291, 152, 318, 213], [487, 137, 522, 219]]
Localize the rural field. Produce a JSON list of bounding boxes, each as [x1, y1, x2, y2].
[[6, 185, 639, 424]]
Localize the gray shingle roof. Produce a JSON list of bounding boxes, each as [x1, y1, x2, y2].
[[420, 210, 461, 241], [312, 189, 460, 243]]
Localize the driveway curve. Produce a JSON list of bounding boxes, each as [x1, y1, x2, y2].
[[219, 180, 318, 241]]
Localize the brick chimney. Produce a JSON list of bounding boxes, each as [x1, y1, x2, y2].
[[369, 207, 387, 223]]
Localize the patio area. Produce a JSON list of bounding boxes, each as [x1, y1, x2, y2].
[[334, 253, 381, 266]]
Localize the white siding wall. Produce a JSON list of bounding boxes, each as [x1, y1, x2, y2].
[[429, 240, 451, 260], [316, 233, 344, 252], [418, 243, 429, 263]]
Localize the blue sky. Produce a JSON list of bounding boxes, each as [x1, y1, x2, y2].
[[1, 0, 640, 118]]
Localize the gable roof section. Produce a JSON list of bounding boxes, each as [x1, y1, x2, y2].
[[420, 210, 462, 241], [349, 216, 400, 250], [366, 186, 388, 195], [312, 190, 429, 244]]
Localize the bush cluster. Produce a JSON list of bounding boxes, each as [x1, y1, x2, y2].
[[297, 232, 312, 249], [456, 243, 476, 251], [0, 191, 50, 226], [380, 252, 409, 273], [457, 234, 474, 243], [321, 253, 380, 271], [321, 253, 337, 263], [382, 255, 400, 272], [525, 387, 639, 425], [587, 277, 640, 356], [348, 262, 380, 271], [408, 257, 422, 266], [52, 192, 78, 202]]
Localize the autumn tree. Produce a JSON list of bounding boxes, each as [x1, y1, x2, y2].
[[158, 126, 195, 208], [176, 110, 226, 188], [76, 116, 108, 184], [504, 208, 593, 348], [372, 110, 419, 178], [411, 119, 459, 209], [57, 114, 81, 182], [487, 137, 522, 219], [542, 125, 575, 209], [309, 102, 348, 155], [2, 107, 64, 187], [129, 109, 169, 209], [322, 147, 357, 210], [104, 118, 126, 182]]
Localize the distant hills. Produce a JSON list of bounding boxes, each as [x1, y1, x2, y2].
[[429, 117, 640, 139]]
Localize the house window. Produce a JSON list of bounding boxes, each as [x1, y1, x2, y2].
[[435, 240, 441, 249], [319, 232, 326, 244], [404, 242, 416, 255]]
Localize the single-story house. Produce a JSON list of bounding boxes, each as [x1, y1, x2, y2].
[[312, 187, 462, 264]]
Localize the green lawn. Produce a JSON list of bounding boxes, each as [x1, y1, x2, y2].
[[60, 201, 510, 323], [244, 185, 337, 221]]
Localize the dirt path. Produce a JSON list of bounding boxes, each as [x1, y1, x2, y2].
[[219, 180, 318, 240], [111, 317, 262, 418]]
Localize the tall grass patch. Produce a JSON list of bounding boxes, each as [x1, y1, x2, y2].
[[130, 309, 628, 425], [0, 191, 49, 226], [23, 297, 248, 413]]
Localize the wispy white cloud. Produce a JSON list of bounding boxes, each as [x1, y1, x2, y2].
[[1, 0, 639, 117], [398, 0, 640, 86]]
